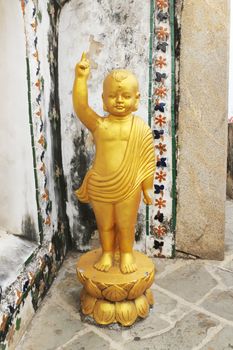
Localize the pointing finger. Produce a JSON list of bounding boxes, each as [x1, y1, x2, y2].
[[81, 51, 86, 60]]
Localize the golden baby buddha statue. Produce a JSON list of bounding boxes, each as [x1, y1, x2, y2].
[[74, 53, 156, 326]]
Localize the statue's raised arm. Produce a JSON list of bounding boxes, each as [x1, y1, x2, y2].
[[73, 52, 100, 131]]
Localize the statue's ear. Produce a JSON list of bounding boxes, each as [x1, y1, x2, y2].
[[133, 92, 140, 111], [102, 93, 108, 111]]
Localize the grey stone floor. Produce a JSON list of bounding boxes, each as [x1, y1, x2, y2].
[[17, 200, 233, 350]]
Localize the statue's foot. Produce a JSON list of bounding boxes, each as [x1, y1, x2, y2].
[[120, 253, 137, 274], [94, 252, 113, 272]]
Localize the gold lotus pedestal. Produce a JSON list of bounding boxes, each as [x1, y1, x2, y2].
[[76, 249, 155, 326]]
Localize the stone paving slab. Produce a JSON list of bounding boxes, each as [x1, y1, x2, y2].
[[90, 313, 170, 344], [52, 270, 82, 313], [152, 289, 177, 315], [201, 289, 233, 322], [156, 263, 217, 303], [202, 326, 233, 350], [154, 258, 187, 277], [204, 260, 233, 289], [62, 331, 110, 350], [127, 310, 170, 339], [164, 303, 190, 324], [215, 267, 233, 288], [16, 303, 84, 350], [90, 325, 129, 344], [126, 312, 218, 350]]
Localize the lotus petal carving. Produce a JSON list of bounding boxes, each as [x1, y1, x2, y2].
[[115, 301, 137, 326], [81, 293, 97, 315], [120, 281, 135, 292], [145, 289, 154, 306], [144, 270, 155, 289], [76, 270, 87, 285], [93, 300, 115, 325], [135, 295, 149, 318], [102, 285, 128, 302], [85, 279, 102, 299], [96, 282, 108, 290], [127, 278, 148, 300]]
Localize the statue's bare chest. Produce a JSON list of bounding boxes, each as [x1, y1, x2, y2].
[[95, 119, 131, 141]]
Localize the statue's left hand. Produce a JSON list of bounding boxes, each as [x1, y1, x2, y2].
[[143, 190, 153, 205]]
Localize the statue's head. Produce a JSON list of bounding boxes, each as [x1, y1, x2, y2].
[[102, 69, 140, 116]]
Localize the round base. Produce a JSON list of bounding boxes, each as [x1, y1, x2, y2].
[[76, 249, 155, 326]]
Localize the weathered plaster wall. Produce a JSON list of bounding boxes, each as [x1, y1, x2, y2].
[[36, 0, 55, 241], [176, 0, 229, 259], [59, 0, 150, 249], [0, 1, 69, 349], [0, 1, 38, 238], [0, 230, 37, 291]]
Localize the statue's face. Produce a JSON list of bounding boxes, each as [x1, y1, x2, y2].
[[102, 76, 140, 116]]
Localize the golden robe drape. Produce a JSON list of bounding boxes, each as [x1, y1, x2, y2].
[[75, 116, 155, 203]]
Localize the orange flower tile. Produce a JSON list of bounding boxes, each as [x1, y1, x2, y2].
[[155, 56, 167, 68], [156, 26, 169, 40], [154, 114, 166, 127], [155, 86, 167, 98], [155, 170, 167, 182], [156, 0, 168, 10], [155, 197, 166, 209]]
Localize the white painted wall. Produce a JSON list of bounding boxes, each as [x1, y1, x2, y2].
[[59, 0, 150, 247], [0, 1, 38, 236]]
